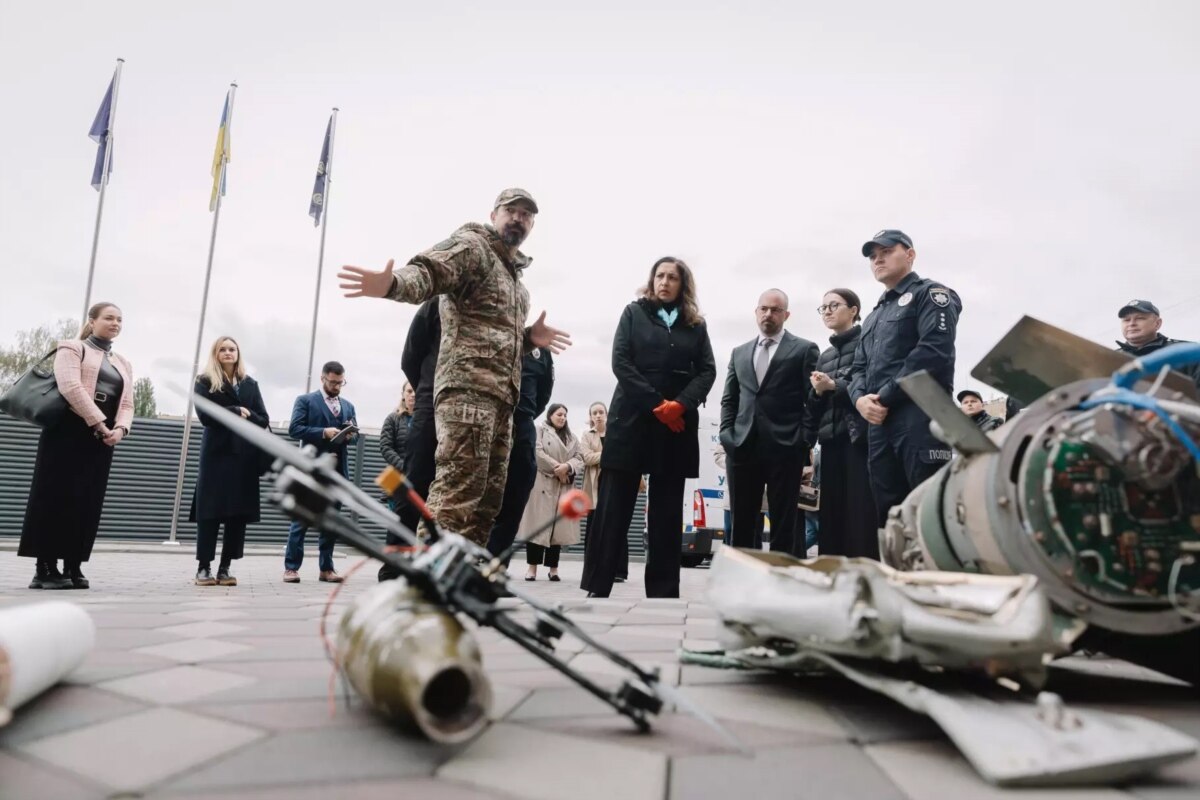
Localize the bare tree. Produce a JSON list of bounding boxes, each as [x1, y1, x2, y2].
[[0, 319, 79, 393]]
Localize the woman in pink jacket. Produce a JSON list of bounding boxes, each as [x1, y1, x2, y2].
[[19, 302, 134, 590]]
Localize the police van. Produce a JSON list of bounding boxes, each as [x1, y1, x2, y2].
[[681, 417, 727, 567]]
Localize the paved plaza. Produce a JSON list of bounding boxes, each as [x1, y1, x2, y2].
[[1, 545, 1198, 799]]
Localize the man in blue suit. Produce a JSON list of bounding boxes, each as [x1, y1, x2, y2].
[[283, 361, 357, 583]]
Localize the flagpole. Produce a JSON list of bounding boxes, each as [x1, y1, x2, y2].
[[305, 107, 338, 393], [166, 82, 238, 546], [82, 57, 124, 323]]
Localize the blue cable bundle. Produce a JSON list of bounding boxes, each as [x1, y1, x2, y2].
[[1078, 342, 1200, 461]]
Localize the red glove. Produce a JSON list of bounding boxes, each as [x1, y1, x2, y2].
[[653, 401, 686, 433], [653, 400, 685, 423]]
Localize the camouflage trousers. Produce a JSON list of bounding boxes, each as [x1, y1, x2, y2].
[[426, 389, 514, 545]]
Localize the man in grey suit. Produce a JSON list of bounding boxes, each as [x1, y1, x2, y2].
[[720, 289, 820, 555]]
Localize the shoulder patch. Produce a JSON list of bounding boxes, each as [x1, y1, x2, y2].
[[929, 287, 951, 308]]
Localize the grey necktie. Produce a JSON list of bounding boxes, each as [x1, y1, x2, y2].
[[755, 338, 774, 385]]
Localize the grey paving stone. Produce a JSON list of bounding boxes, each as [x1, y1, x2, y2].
[[206, 636, 328, 662], [487, 667, 606, 690], [15, 707, 265, 792], [161, 723, 457, 792], [64, 648, 178, 685], [583, 632, 687, 652], [0, 749, 109, 800], [506, 686, 628, 721], [156, 620, 252, 638], [194, 698, 384, 731], [610, 623, 686, 640], [671, 742, 908, 800], [134, 638, 254, 663], [168, 608, 252, 622], [487, 685, 532, 721], [567, 651, 681, 685], [0, 684, 147, 747], [98, 665, 257, 704], [91, 611, 178, 628], [673, 684, 850, 739], [151, 777, 515, 800], [439, 722, 668, 800], [93, 627, 182, 649], [816, 679, 944, 744], [526, 711, 837, 756], [864, 740, 1134, 800]]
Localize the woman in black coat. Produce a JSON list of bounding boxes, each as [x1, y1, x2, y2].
[[581, 257, 716, 598], [379, 382, 415, 511], [808, 289, 878, 558], [190, 337, 270, 586]]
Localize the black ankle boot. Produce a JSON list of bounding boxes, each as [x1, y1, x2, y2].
[[63, 561, 90, 589], [30, 559, 73, 590], [216, 559, 236, 586], [195, 563, 217, 586]]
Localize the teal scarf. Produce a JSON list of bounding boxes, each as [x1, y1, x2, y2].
[[656, 307, 679, 328]]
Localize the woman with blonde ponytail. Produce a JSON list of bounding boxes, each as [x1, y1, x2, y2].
[[19, 302, 134, 590]]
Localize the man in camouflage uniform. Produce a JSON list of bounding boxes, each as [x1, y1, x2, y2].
[[339, 188, 571, 544]]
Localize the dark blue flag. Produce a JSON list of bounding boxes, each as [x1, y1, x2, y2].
[[309, 116, 333, 226], [89, 73, 116, 191]]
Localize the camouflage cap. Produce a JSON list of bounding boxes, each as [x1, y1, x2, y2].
[[494, 187, 539, 214]]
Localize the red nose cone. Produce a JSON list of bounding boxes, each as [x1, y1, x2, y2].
[[558, 489, 591, 520]]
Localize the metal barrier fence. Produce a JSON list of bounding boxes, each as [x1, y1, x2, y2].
[[0, 413, 645, 556]]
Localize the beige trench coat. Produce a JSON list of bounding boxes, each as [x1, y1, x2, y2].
[[579, 427, 603, 506], [518, 423, 585, 547]]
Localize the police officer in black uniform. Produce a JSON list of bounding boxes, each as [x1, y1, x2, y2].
[[849, 230, 962, 540], [1116, 299, 1200, 388], [485, 346, 555, 561], [957, 389, 1002, 432]]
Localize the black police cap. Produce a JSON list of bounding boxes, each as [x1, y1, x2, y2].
[[861, 229, 914, 257]]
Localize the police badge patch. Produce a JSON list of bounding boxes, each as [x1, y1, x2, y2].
[[898, 292, 913, 307], [930, 288, 950, 308]]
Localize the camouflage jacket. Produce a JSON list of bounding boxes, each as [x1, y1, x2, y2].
[[388, 222, 532, 405]]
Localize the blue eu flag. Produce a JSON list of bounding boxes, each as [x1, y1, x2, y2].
[[309, 115, 333, 226], [89, 73, 115, 191]]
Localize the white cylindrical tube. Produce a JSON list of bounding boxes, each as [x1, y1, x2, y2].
[[0, 602, 96, 726]]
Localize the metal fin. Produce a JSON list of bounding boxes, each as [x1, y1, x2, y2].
[[897, 371, 1000, 455], [970, 316, 1197, 404]]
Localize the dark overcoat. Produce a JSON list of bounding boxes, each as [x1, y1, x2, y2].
[[190, 375, 270, 523], [600, 299, 717, 478]]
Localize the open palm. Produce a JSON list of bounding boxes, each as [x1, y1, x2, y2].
[[338, 259, 395, 298]]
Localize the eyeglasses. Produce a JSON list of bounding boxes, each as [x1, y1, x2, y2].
[[323, 377, 347, 387], [817, 302, 845, 315]]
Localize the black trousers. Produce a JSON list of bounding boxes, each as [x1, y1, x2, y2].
[[196, 519, 246, 564], [584, 510, 628, 580], [581, 469, 685, 598], [485, 416, 538, 561], [818, 433, 879, 558], [727, 440, 805, 556], [380, 402, 437, 581], [526, 543, 561, 567], [866, 402, 951, 528], [395, 401, 437, 537]]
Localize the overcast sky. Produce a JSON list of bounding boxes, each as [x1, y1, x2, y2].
[[1, 1, 1197, 432]]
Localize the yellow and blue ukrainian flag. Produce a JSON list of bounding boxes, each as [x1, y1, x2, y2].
[[209, 91, 231, 211]]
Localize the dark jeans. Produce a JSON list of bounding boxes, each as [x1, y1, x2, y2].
[[526, 543, 561, 568], [581, 469, 685, 598], [196, 519, 246, 564], [485, 416, 538, 561], [285, 521, 336, 573]]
